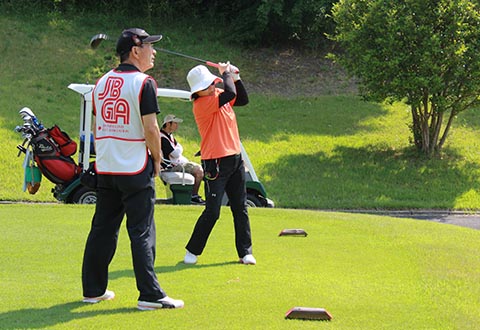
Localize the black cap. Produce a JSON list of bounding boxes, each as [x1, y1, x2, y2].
[[116, 28, 162, 56]]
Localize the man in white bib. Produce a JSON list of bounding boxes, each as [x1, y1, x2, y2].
[[81, 28, 184, 310]]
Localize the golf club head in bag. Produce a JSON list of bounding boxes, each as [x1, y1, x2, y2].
[[19, 106, 35, 117], [19, 107, 44, 132], [15, 107, 81, 185]]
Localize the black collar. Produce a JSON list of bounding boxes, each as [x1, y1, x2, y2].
[[116, 63, 140, 72]]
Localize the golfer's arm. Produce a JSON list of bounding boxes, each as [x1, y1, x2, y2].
[[233, 80, 249, 106], [219, 71, 236, 106]]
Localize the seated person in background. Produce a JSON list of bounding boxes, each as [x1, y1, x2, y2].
[[160, 114, 205, 204]]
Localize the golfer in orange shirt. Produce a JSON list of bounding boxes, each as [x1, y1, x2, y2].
[[183, 62, 256, 265]]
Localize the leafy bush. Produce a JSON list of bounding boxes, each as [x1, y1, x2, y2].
[[330, 0, 480, 156]]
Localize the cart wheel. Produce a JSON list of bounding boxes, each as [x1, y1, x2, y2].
[[246, 193, 263, 207], [71, 186, 97, 204]]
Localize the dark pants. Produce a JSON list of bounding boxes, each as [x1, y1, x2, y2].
[[186, 153, 253, 258], [82, 159, 166, 301]]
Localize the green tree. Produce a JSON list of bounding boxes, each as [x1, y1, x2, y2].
[[330, 0, 480, 156], [5, 0, 337, 49], [174, 0, 338, 49]]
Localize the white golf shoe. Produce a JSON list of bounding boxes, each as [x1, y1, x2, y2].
[[240, 254, 256, 265], [138, 296, 185, 310], [82, 290, 115, 303], [184, 250, 198, 264]]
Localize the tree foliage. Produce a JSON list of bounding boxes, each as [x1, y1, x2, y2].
[[330, 0, 480, 156], [2, 0, 337, 49], [220, 0, 337, 49]]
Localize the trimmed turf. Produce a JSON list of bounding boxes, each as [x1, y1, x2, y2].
[[1, 204, 479, 329]]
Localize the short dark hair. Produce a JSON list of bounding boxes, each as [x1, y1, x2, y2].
[[116, 28, 162, 59], [119, 52, 130, 62]]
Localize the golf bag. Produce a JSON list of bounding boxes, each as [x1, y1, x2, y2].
[[16, 108, 82, 185], [31, 129, 81, 184]]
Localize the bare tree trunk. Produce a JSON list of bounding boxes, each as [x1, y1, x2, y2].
[[430, 105, 443, 153], [438, 110, 456, 150], [421, 91, 431, 155], [410, 91, 446, 156], [410, 105, 422, 150]]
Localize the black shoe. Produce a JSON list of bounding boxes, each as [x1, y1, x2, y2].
[[191, 195, 206, 205]]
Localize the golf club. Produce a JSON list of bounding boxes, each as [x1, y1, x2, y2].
[[89, 33, 109, 50], [154, 47, 219, 69], [89, 33, 238, 72]]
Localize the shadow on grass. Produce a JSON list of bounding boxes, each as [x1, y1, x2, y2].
[[109, 261, 238, 280], [0, 302, 133, 329], [263, 144, 480, 209]]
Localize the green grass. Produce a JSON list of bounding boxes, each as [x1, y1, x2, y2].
[[1, 6, 479, 330], [3, 6, 480, 210], [1, 204, 480, 329], [1, 6, 480, 330]]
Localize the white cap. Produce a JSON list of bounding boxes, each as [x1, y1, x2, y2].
[[162, 114, 183, 126], [186, 65, 222, 94]]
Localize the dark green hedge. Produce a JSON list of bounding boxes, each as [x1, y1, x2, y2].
[[2, 0, 337, 49]]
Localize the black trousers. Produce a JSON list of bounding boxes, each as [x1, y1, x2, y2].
[[186, 153, 253, 258], [82, 159, 166, 301]]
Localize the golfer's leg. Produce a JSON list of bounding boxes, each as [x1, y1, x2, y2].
[[185, 176, 226, 255], [225, 161, 252, 258], [123, 165, 166, 301], [82, 180, 124, 297]]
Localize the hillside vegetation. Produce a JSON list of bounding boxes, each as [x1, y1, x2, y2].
[[2, 7, 480, 210]]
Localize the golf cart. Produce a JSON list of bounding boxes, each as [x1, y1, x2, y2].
[[16, 84, 274, 207]]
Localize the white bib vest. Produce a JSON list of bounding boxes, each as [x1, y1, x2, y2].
[[160, 131, 188, 166], [93, 70, 150, 174]]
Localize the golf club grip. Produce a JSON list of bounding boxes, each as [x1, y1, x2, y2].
[[206, 61, 240, 74], [206, 61, 219, 69]]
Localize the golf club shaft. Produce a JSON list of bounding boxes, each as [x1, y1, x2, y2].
[[90, 34, 237, 72], [155, 48, 240, 73], [154, 48, 219, 69]]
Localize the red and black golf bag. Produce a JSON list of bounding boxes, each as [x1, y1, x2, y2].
[[30, 125, 82, 184]]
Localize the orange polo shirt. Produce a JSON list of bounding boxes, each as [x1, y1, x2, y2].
[[193, 88, 241, 160]]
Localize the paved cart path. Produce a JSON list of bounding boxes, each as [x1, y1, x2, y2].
[[339, 210, 480, 230], [2, 202, 480, 230]]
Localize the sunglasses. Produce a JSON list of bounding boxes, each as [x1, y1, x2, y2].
[[202, 81, 216, 91]]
